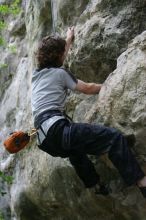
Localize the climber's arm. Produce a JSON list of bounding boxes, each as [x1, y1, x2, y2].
[[64, 27, 102, 95], [75, 79, 102, 94], [64, 27, 74, 59]]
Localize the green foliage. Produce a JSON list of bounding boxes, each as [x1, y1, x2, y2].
[[8, 45, 17, 54], [0, 36, 5, 46], [0, 4, 9, 15], [0, 171, 13, 184], [10, 0, 21, 15], [0, 21, 6, 30], [0, 1, 18, 199], [0, 171, 13, 197], [0, 0, 21, 15], [0, 63, 8, 69], [0, 171, 13, 196], [0, 0, 21, 47], [0, 0, 21, 69], [0, 212, 4, 220]]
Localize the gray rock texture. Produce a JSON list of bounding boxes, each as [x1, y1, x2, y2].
[[0, 0, 146, 219]]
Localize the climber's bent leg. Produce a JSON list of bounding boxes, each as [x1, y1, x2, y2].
[[108, 131, 145, 186], [69, 153, 100, 188], [62, 122, 145, 187]]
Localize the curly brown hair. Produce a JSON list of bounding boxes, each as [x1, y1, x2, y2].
[[36, 36, 66, 69]]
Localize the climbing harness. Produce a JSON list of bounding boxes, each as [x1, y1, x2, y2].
[[3, 110, 72, 154]]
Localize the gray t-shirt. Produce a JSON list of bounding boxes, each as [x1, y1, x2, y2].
[[31, 67, 77, 120]]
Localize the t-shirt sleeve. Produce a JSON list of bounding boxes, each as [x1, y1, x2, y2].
[[61, 68, 78, 90]]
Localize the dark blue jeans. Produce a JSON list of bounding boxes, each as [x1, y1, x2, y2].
[[39, 119, 145, 188]]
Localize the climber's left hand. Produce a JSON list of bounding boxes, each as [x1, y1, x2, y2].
[[66, 26, 75, 43]]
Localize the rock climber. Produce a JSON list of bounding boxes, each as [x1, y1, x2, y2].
[[31, 27, 146, 197]]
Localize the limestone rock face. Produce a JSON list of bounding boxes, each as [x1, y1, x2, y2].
[[97, 31, 146, 155], [0, 0, 146, 220], [64, 0, 146, 82]]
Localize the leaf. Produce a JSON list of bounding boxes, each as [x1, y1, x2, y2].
[[0, 63, 8, 69], [0, 21, 6, 30], [8, 45, 17, 54], [0, 5, 9, 15], [0, 171, 13, 184], [0, 0, 21, 15], [4, 175, 13, 184], [0, 36, 6, 46]]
